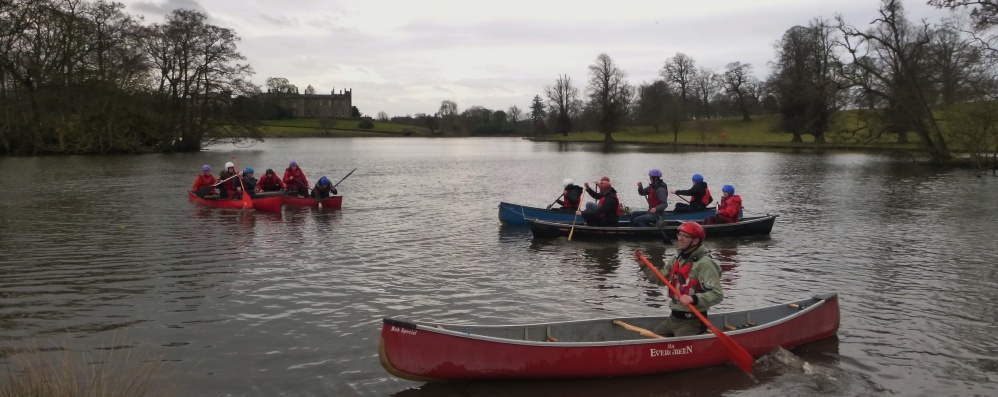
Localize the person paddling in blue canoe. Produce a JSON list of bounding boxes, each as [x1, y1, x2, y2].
[[630, 168, 669, 227], [704, 184, 741, 225], [576, 176, 622, 227], [553, 178, 584, 213], [670, 173, 712, 213]]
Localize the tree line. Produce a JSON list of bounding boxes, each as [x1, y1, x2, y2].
[[391, 0, 997, 166], [4, 0, 998, 167], [0, 0, 263, 155]]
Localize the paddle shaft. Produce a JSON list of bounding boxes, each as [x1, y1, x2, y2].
[[546, 193, 564, 210], [643, 186, 671, 245], [333, 168, 357, 187], [212, 174, 238, 188], [635, 252, 753, 374], [673, 192, 691, 203], [231, 157, 254, 210]]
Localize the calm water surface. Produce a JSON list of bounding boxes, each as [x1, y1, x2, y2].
[[1, 138, 997, 397]]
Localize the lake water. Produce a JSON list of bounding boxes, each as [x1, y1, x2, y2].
[[1, 137, 996, 396]]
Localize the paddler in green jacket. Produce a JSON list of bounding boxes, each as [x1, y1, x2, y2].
[[636, 221, 723, 337]]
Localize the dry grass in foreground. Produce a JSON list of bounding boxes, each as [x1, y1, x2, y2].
[[1, 338, 175, 397]]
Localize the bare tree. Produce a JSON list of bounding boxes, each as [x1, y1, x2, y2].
[[836, 0, 951, 161], [586, 53, 633, 141], [507, 105, 521, 124], [318, 116, 337, 134], [722, 62, 756, 122], [377, 111, 388, 121], [545, 74, 580, 136], [929, 0, 998, 30], [691, 67, 721, 119], [928, 20, 980, 106], [438, 100, 458, 134], [660, 52, 696, 104]]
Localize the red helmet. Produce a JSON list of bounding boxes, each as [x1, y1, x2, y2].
[[677, 222, 706, 240]]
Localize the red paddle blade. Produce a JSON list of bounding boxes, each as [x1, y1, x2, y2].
[[708, 325, 754, 374], [242, 194, 253, 210]]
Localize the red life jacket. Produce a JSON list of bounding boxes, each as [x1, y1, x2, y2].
[[701, 188, 712, 206], [283, 167, 308, 187], [596, 193, 623, 218], [193, 174, 217, 191], [259, 174, 284, 190], [647, 181, 666, 208], [668, 258, 703, 299], [219, 171, 237, 191]]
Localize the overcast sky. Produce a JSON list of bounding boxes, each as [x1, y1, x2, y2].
[[119, 0, 952, 118]]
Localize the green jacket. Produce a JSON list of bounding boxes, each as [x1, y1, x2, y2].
[[642, 244, 723, 314]]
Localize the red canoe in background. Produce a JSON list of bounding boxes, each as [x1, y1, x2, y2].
[[187, 191, 282, 212], [282, 195, 343, 209], [379, 293, 840, 381]]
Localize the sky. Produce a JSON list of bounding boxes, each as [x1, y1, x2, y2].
[[119, 0, 953, 118]]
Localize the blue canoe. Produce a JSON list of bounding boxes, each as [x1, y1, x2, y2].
[[498, 202, 718, 226]]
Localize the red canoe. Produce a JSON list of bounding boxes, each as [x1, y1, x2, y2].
[[282, 195, 343, 209], [187, 192, 283, 212], [379, 293, 840, 381]]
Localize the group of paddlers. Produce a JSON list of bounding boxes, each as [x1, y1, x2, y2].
[[191, 160, 338, 200], [553, 169, 743, 227]]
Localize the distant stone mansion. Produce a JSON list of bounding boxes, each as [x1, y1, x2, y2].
[[292, 88, 353, 118]]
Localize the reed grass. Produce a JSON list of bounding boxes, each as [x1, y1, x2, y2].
[[1, 335, 174, 397]]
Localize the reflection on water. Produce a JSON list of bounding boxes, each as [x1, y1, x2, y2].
[[1, 138, 997, 396]]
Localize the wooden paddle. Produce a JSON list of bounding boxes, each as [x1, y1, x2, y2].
[[634, 251, 754, 374], [613, 320, 662, 339], [231, 157, 253, 210]]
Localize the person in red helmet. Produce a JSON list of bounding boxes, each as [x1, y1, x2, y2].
[[577, 176, 621, 226], [634, 221, 723, 337]]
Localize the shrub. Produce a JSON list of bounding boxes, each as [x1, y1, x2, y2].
[[358, 120, 374, 129]]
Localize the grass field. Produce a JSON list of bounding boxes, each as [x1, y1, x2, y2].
[[260, 119, 431, 137], [540, 113, 924, 150]]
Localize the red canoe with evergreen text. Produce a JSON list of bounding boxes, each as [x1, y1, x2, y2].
[[379, 293, 839, 381]]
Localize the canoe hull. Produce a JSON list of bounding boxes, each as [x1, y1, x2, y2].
[[499, 202, 717, 226], [379, 294, 839, 381], [527, 215, 777, 240], [283, 195, 343, 208], [187, 192, 282, 212]]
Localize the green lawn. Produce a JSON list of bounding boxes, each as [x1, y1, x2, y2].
[[260, 119, 431, 137], [542, 113, 924, 150]]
